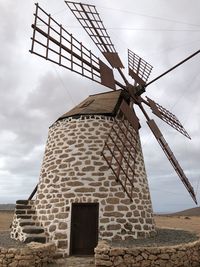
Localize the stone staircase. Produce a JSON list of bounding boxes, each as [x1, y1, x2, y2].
[[11, 200, 47, 244]]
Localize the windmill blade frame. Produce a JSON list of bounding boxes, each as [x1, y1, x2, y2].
[[147, 119, 197, 204], [65, 1, 124, 69], [30, 3, 121, 90], [146, 97, 191, 139], [138, 102, 196, 204], [128, 49, 153, 87], [102, 100, 140, 200]]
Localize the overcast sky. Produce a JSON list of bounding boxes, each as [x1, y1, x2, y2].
[[0, 0, 199, 213]]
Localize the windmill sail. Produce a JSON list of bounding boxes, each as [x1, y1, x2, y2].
[[102, 100, 140, 201], [147, 119, 197, 204], [30, 3, 117, 90], [128, 49, 153, 86], [65, 1, 124, 69], [146, 97, 191, 139]]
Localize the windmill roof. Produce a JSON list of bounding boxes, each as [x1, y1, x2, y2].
[[58, 90, 128, 121]]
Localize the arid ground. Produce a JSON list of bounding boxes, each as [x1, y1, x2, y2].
[[0, 210, 199, 267], [155, 215, 200, 236], [0, 211, 14, 231], [0, 210, 199, 235]]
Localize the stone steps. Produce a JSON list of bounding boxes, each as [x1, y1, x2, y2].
[[16, 204, 32, 209], [22, 226, 45, 234], [19, 220, 36, 227], [16, 200, 29, 205], [12, 199, 47, 244], [24, 235, 46, 244], [17, 214, 32, 220]]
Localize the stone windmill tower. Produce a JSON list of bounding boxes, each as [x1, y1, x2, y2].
[[11, 1, 198, 257]]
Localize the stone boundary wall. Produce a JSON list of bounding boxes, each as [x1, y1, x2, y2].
[[95, 240, 200, 267], [0, 242, 56, 267]]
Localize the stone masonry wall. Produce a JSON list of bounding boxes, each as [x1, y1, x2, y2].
[[0, 242, 56, 267], [34, 115, 155, 255], [95, 240, 200, 267]]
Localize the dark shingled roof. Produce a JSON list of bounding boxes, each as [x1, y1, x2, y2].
[[58, 90, 129, 121]]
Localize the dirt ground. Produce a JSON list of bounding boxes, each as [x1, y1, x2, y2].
[[0, 211, 198, 267], [0, 211, 199, 235], [0, 211, 14, 231], [154, 215, 200, 236]]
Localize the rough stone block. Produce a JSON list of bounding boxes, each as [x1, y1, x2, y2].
[[57, 240, 68, 249], [107, 224, 121, 231], [159, 253, 170, 260], [54, 232, 67, 240]]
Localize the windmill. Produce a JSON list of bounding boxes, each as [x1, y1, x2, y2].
[[29, 2, 198, 205], [10, 1, 200, 256]]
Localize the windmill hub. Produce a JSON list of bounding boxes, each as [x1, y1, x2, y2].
[[134, 85, 146, 96]]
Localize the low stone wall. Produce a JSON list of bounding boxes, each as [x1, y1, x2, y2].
[[0, 242, 56, 267], [95, 240, 200, 267]]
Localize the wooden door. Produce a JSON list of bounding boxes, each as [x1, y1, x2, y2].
[[70, 203, 99, 255]]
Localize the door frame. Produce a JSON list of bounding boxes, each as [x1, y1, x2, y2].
[[70, 202, 99, 255]]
